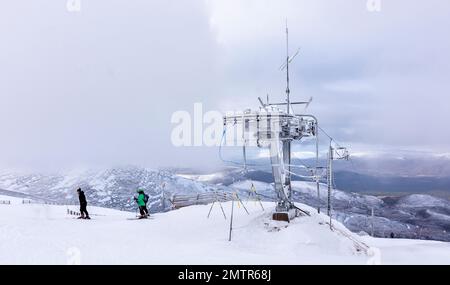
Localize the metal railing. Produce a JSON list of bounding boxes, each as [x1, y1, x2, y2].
[[170, 192, 235, 209]]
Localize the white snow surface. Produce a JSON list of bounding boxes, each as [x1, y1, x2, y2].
[[0, 195, 23, 204], [0, 197, 449, 265]]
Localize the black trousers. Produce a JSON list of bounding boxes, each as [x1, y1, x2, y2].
[[139, 206, 148, 216], [80, 203, 89, 217]]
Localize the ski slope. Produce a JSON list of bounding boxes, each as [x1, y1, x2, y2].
[[0, 195, 449, 265]]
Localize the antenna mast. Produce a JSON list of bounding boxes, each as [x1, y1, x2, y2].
[[285, 20, 290, 114]]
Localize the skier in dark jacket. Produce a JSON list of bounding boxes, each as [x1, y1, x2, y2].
[[134, 189, 149, 218], [77, 188, 90, 219]]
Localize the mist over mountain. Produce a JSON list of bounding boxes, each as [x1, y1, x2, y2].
[[208, 149, 450, 197]]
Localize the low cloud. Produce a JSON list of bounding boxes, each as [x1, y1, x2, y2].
[[0, 0, 449, 171]]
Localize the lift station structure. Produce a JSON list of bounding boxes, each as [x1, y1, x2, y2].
[[223, 25, 321, 222]]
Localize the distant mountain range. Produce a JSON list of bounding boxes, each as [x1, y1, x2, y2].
[[199, 149, 450, 197]]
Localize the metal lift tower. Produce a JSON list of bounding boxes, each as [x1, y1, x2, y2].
[[223, 24, 319, 222]]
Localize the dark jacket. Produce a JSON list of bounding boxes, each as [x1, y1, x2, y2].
[[78, 191, 87, 205]]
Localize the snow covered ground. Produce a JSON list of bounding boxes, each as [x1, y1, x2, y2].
[[0, 196, 449, 265]]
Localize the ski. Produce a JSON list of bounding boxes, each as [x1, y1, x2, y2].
[[127, 216, 153, 220]]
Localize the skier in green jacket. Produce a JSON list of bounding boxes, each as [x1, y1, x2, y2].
[[134, 189, 149, 218]]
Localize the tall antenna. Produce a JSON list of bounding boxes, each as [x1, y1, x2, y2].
[[280, 20, 300, 114], [285, 19, 290, 114]]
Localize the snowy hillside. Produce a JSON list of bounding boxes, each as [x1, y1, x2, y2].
[[0, 167, 223, 212], [1, 167, 449, 242], [229, 180, 450, 242], [0, 196, 449, 265]]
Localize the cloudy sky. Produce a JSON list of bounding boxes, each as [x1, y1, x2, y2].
[[0, 0, 449, 171]]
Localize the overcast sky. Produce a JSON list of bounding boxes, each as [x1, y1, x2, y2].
[[0, 0, 449, 171]]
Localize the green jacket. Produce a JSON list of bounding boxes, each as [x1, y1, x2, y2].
[[137, 192, 145, 206]]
